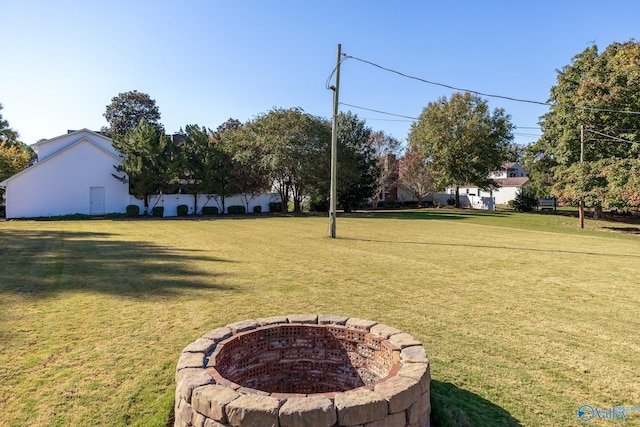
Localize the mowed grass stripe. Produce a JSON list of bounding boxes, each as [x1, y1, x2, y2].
[[0, 212, 638, 426]]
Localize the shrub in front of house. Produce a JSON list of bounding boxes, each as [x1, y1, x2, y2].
[[269, 202, 283, 213], [309, 196, 329, 212], [513, 188, 538, 212], [446, 198, 455, 206], [202, 206, 219, 215], [177, 205, 188, 216], [126, 205, 140, 217], [253, 205, 262, 213], [227, 205, 245, 214], [152, 206, 164, 217]]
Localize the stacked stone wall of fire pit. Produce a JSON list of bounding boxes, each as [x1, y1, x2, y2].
[[175, 314, 430, 427]]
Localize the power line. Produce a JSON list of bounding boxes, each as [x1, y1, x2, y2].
[[339, 102, 418, 120], [342, 54, 549, 106], [584, 128, 637, 144], [514, 133, 542, 137], [341, 101, 542, 133], [341, 53, 640, 116], [361, 117, 415, 123]]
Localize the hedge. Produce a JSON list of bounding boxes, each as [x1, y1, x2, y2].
[[177, 205, 188, 216], [227, 205, 246, 214], [201, 206, 219, 215], [126, 205, 140, 217]]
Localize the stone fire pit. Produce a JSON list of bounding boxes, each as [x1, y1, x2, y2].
[[175, 314, 430, 427]]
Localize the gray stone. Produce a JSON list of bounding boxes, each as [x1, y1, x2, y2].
[[183, 338, 216, 354], [374, 375, 422, 413], [398, 362, 430, 394], [406, 390, 431, 425], [192, 384, 240, 422], [227, 319, 259, 334], [176, 398, 193, 423], [203, 327, 233, 342], [369, 324, 402, 339], [279, 396, 337, 427], [334, 389, 389, 425], [204, 418, 227, 427], [192, 411, 206, 427], [174, 414, 191, 427], [287, 314, 318, 324], [318, 314, 348, 325], [388, 333, 421, 349], [365, 411, 407, 427], [225, 395, 282, 427], [237, 387, 270, 396], [256, 315, 289, 326], [176, 352, 205, 371], [176, 369, 215, 403], [345, 317, 378, 331], [400, 346, 429, 364]]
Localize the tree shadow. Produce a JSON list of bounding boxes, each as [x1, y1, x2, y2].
[[347, 209, 513, 221], [601, 226, 640, 235], [431, 380, 523, 427], [341, 236, 640, 259], [0, 229, 238, 298]]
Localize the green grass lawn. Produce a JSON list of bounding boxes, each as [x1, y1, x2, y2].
[[1, 210, 639, 426]]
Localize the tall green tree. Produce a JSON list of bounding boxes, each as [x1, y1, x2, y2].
[[248, 107, 330, 212], [103, 91, 161, 138], [0, 142, 30, 182], [112, 119, 171, 214], [0, 104, 19, 145], [171, 124, 214, 214], [526, 40, 640, 215], [0, 105, 31, 188], [213, 118, 268, 213], [408, 92, 513, 207], [335, 112, 380, 212]]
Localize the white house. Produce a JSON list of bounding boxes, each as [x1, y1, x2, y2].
[[446, 162, 530, 207], [0, 129, 130, 218]]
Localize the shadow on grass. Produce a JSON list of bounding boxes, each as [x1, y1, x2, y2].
[[341, 236, 640, 259], [0, 229, 237, 298], [348, 209, 513, 221], [431, 380, 522, 427], [602, 226, 640, 235]]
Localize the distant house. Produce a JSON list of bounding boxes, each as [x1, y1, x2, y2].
[[0, 129, 130, 218], [447, 162, 530, 206]]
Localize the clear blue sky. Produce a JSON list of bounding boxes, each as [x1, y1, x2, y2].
[[3, 0, 639, 147]]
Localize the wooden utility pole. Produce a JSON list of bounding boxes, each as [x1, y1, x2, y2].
[[329, 44, 341, 238], [579, 125, 585, 229]]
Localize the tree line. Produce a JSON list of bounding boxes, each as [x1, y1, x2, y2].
[[524, 40, 640, 216], [104, 92, 391, 214], [4, 39, 638, 217], [0, 104, 36, 185], [104, 89, 520, 214]]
